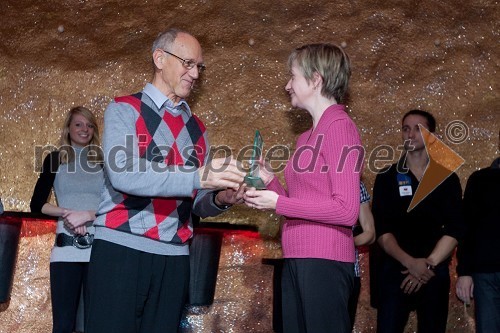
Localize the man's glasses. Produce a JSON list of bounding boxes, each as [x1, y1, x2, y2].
[[163, 50, 206, 73]]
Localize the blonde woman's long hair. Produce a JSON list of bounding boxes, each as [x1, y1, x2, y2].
[[59, 106, 103, 165]]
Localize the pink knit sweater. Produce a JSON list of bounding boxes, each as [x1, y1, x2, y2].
[[268, 104, 362, 262]]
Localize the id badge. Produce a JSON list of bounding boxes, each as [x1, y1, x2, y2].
[[397, 173, 412, 197], [399, 185, 412, 196]]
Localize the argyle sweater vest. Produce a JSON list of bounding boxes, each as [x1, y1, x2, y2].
[[103, 93, 207, 244]]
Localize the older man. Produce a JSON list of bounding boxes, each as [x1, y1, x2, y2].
[[85, 28, 245, 333]]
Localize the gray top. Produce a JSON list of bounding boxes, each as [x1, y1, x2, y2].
[[51, 146, 104, 262], [0, 198, 3, 214], [94, 84, 225, 255]]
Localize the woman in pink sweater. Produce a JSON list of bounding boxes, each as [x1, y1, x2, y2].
[[245, 44, 362, 333]]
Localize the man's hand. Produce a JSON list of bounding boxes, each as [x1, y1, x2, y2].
[[400, 273, 423, 294], [215, 184, 246, 206], [456, 276, 474, 305], [402, 257, 435, 283], [199, 157, 245, 190]]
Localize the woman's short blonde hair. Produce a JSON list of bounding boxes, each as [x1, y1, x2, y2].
[[288, 43, 351, 104], [59, 106, 102, 164]]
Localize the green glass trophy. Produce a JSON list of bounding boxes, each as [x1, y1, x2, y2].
[[244, 130, 266, 190]]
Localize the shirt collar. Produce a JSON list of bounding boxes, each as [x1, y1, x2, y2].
[[143, 83, 191, 116]]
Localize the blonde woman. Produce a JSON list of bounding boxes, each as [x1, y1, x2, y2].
[[245, 44, 362, 333], [31, 106, 103, 333]]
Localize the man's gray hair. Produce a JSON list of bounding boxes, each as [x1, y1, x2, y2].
[[152, 28, 187, 52]]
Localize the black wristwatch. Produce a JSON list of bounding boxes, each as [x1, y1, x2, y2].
[[213, 191, 231, 210]]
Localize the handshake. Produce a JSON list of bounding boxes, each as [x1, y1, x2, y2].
[[198, 157, 278, 211]]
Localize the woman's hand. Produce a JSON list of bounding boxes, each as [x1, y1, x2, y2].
[[73, 225, 88, 236], [62, 210, 94, 230], [257, 158, 275, 185], [244, 188, 279, 210]]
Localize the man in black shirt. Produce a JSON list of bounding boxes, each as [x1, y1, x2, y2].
[[372, 110, 464, 333], [456, 156, 500, 333]]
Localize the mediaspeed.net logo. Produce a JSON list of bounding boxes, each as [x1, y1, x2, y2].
[[407, 122, 466, 212]]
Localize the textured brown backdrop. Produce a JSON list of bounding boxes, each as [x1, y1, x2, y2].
[[0, 0, 498, 332]]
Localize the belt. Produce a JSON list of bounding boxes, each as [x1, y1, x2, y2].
[[55, 233, 94, 249]]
